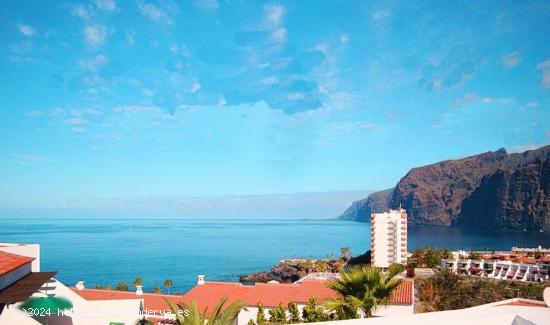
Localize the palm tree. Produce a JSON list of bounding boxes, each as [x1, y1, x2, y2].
[[164, 279, 173, 294], [165, 297, 246, 325], [325, 266, 401, 318], [134, 278, 143, 287]]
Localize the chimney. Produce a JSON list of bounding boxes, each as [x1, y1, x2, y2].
[[75, 281, 85, 291], [197, 275, 205, 285], [135, 285, 143, 295]]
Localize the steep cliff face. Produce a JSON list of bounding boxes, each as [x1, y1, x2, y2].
[[455, 158, 550, 230], [338, 188, 393, 222], [339, 145, 550, 230]]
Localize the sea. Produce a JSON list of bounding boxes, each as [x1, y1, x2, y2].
[[1, 218, 550, 293]]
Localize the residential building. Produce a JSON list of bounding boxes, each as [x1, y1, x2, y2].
[[371, 208, 408, 268], [440, 250, 550, 282]]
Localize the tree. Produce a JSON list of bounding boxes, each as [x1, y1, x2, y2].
[[246, 320, 255, 325], [302, 297, 327, 322], [325, 266, 401, 318], [388, 263, 406, 277], [165, 297, 246, 325], [134, 278, 143, 287], [164, 279, 173, 294], [115, 282, 129, 291], [468, 252, 482, 260], [287, 302, 300, 323], [268, 303, 287, 323], [152, 286, 161, 294], [256, 302, 267, 324], [340, 247, 351, 260]]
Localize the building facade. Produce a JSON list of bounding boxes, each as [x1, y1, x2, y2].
[[371, 208, 408, 268]]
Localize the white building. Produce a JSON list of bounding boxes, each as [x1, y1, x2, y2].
[[371, 208, 408, 268], [441, 252, 550, 282]]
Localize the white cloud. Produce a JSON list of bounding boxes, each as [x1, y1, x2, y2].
[[501, 51, 521, 67], [16, 23, 35, 37], [536, 59, 550, 89], [84, 25, 107, 47], [65, 117, 90, 125], [340, 33, 350, 44], [190, 81, 201, 93], [519, 101, 540, 110], [481, 97, 492, 103], [372, 10, 391, 20], [113, 104, 162, 114], [71, 127, 86, 133], [9, 153, 55, 164], [264, 3, 285, 27], [194, 0, 219, 10], [272, 27, 287, 43], [95, 0, 117, 11], [26, 110, 44, 117], [138, 1, 173, 24], [78, 54, 108, 70], [126, 31, 135, 44], [72, 4, 91, 20]]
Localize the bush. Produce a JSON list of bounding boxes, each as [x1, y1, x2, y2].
[[388, 263, 406, 277]]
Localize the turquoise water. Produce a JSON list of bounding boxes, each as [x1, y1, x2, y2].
[[1, 218, 550, 293]]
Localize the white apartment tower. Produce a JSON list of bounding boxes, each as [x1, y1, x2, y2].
[[371, 208, 408, 268]]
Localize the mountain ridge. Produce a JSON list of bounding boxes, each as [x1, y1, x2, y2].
[[339, 145, 550, 231]]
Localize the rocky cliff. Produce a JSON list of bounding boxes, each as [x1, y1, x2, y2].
[[339, 145, 550, 230]]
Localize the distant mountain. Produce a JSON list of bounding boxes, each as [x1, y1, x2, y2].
[[338, 145, 550, 231]]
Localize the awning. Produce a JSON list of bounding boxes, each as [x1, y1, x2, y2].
[[0, 272, 57, 304]]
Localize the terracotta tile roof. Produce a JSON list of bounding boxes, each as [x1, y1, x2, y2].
[[389, 279, 413, 305], [514, 256, 538, 264], [0, 251, 34, 276], [73, 278, 414, 317]]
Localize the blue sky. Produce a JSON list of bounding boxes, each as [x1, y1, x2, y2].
[[0, 0, 549, 218]]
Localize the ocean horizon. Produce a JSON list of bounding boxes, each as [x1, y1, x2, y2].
[[2, 218, 550, 293]]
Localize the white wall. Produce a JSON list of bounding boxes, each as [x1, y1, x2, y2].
[[0, 263, 32, 291], [374, 304, 414, 317], [0, 304, 42, 325], [0, 243, 41, 272]]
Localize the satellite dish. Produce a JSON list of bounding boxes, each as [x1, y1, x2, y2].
[[544, 287, 550, 307]]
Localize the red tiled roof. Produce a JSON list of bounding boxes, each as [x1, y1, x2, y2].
[[0, 251, 34, 276], [389, 280, 413, 305], [73, 278, 413, 317], [514, 256, 537, 264]]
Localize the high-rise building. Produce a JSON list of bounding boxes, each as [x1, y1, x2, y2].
[[371, 208, 408, 268]]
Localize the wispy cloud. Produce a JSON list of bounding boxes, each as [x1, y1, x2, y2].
[[339, 33, 350, 44], [95, 0, 117, 11], [501, 51, 521, 67], [78, 54, 108, 70], [71, 4, 92, 20], [264, 3, 285, 27], [536, 59, 550, 89], [84, 24, 107, 47], [138, 1, 174, 24], [372, 10, 391, 21], [194, 0, 219, 10], [9, 153, 56, 164], [65, 117, 90, 125], [16, 23, 35, 37]]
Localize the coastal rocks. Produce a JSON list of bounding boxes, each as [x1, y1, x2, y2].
[[240, 264, 304, 283], [339, 145, 550, 231]]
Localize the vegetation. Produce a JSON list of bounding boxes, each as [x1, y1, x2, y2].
[[417, 272, 546, 312], [302, 297, 328, 322], [388, 263, 406, 277], [287, 302, 301, 323], [340, 247, 352, 260], [268, 303, 287, 323], [95, 284, 112, 290], [325, 266, 401, 318], [135, 318, 154, 325], [165, 297, 246, 325], [347, 250, 371, 266], [408, 246, 453, 268], [467, 252, 482, 260], [256, 302, 267, 324], [152, 286, 161, 294], [164, 279, 173, 294], [115, 281, 129, 291], [133, 278, 143, 287]]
